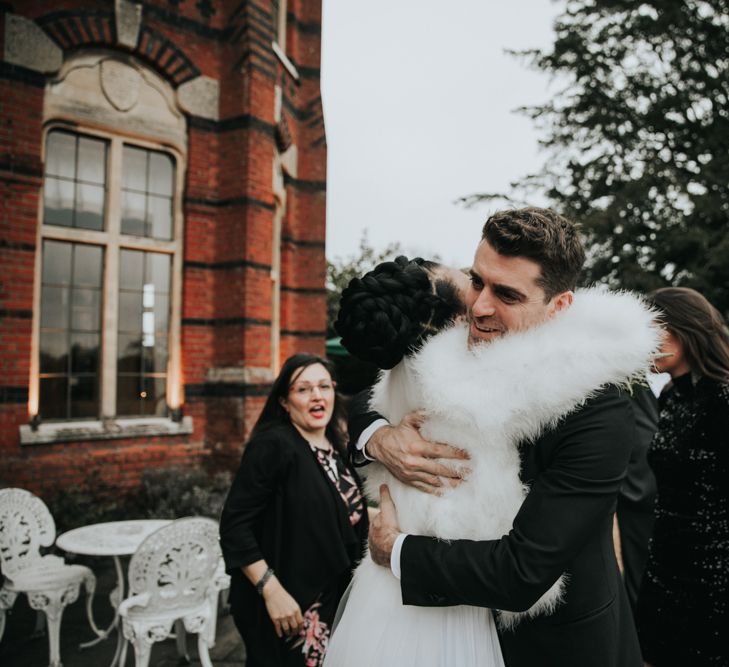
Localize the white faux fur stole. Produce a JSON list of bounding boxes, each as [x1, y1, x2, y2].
[[365, 288, 661, 629]]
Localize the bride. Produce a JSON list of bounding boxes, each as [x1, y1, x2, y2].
[[324, 255, 658, 666]]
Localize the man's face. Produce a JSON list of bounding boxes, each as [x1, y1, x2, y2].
[[466, 240, 573, 347]]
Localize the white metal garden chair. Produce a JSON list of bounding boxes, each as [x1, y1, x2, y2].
[[0, 487, 96, 667], [117, 516, 230, 667]]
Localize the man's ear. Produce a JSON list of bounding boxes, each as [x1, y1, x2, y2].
[[550, 290, 574, 316]]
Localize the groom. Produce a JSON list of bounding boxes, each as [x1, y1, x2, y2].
[[351, 208, 644, 667]]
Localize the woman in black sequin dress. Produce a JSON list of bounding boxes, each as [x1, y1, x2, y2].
[[636, 288, 729, 667]]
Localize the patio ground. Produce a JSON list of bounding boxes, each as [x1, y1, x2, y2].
[[0, 557, 246, 666]]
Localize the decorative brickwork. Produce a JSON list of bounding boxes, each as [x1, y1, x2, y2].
[[0, 0, 327, 496]]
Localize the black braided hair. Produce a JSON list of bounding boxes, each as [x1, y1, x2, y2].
[[335, 256, 465, 369]]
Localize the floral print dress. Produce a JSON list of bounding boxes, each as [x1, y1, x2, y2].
[[285, 445, 365, 666]]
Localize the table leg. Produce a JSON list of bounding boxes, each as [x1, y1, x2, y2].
[[79, 555, 124, 649], [110, 619, 125, 667]]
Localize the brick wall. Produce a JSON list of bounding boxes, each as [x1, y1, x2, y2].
[[0, 0, 327, 495]]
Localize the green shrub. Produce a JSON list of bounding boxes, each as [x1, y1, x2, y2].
[[45, 478, 125, 534], [5, 466, 232, 535], [129, 467, 232, 520]]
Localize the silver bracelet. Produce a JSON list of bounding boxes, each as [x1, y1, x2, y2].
[[255, 567, 274, 596]]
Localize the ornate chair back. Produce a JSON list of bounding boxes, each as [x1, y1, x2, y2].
[[127, 517, 221, 615], [0, 488, 56, 579]]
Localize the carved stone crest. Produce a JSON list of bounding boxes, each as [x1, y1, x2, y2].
[[100, 59, 141, 112]]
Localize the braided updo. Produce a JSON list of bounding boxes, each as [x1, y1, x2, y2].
[[334, 256, 465, 369]]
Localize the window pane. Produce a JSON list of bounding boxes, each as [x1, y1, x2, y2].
[[44, 177, 74, 227], [120, 145, 175, 240], [45, 131, 76, 179], [41, 286, 69, 330], [44, 131, 108, 231], [75, 183, 105, 230], [120, 249, 144, 290], [70, 333, 99, 374], [40, 241, 102, 420], [42, 240, 72, 285], [153, 336, 168, 374], [39, 377, 68, 420], [39, 331, 68, 373], [142, 345, 156, 374], [142, 376, 167, 416], [70, 375, 98, 418], [121, 190, 147, 236], [148, 253, 171, 294], [118, 333, 142, 373], [116, 374, 141, 416], [148, 153, 173, 196], [142, 310, 156, 347], [122, 146, 147, 191], [77, 137, 106, 185], [71, 288, 101, 331], [118, 291, 143, 334], [154, 294, 169, 333], [116, 250, 170, 416], [147, 195, 172, 240], [73, 244, 103, 287]]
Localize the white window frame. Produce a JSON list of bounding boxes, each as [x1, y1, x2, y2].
[[274, 0, 287, 51], [22, 122, 188, 443]]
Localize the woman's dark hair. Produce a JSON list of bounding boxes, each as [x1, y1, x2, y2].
[[334, 256, 465, 369], [251, 353, 348, 457], [647, 287, 729, 382]]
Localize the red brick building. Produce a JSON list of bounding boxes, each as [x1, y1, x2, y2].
[[0, 0, 327, 493]]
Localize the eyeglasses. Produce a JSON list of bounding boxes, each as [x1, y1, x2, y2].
[[288, 381, 336, 397]]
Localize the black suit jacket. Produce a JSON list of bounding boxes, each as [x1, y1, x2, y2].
[[617, 387, 658, 610], [220, 424, 368, 665], [350, 386, 642, 667]]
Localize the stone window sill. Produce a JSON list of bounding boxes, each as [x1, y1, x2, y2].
[[19, 416, 193, 445]]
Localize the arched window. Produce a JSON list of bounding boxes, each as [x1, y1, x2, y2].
[[30, 53, 185, 427]]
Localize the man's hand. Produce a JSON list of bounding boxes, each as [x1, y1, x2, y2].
[[367, 411, 469, 494], [369, 485, 401, 567]]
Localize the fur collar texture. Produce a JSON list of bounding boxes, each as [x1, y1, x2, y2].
[[365, 288, 661, 628]]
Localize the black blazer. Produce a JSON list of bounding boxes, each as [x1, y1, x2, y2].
[[220, 423, 368, 662], [350, 386, 642, 667], [617, 386, 658, 610]]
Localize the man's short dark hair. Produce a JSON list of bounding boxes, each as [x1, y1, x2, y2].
[[482, 207, 585, 300]]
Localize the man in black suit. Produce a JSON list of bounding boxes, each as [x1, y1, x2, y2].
[[617, 385, 659, 610], [353, 208, 644, 667]]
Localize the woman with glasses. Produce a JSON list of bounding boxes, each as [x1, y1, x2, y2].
[[220, 353, 368, 667]]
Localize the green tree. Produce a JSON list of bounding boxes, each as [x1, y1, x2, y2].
[[470, 0, 729, 315], [326, 233, 402, 338]]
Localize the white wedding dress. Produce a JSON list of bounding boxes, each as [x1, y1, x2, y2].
[[324, 289, 659, 667]]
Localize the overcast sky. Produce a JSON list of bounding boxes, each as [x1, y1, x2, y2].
[[321, 0, 563, 268]]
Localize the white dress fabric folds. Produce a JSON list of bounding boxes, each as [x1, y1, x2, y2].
[[324, 288, 660, 666], [329, 557, 504, 667]]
